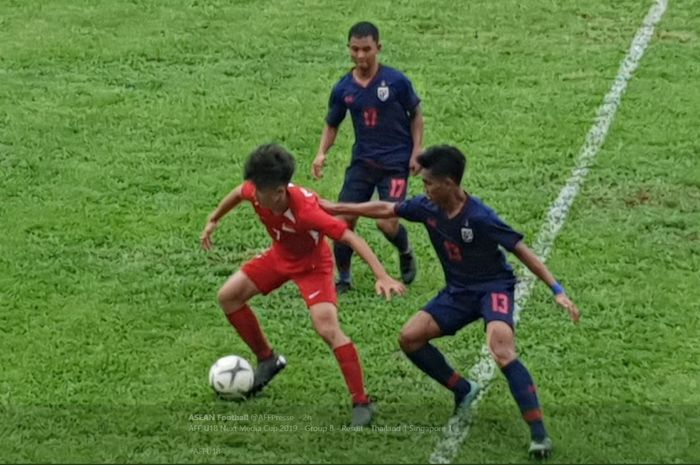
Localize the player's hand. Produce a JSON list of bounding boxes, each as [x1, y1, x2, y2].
[[312, 153, 326, 180], [200, 220, 218, 251], [409, 151, 423, 176], [375, 276, 406, 301], [555, 293, 581, 324]]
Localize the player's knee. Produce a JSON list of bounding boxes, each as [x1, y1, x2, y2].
[[398, 328, 424, 353], [488, 340, 517, 367], [216, 287, 229, 306], [313, 319, 342, 345], [398, 333, 411, 352], [217, 287, 243, 310]]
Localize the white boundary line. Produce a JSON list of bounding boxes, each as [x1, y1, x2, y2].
[[429, 1, 668, 462]]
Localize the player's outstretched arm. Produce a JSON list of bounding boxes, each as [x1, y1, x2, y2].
[[320, 199, 398, 219], [200, 184, 244, 251], [338, 229, 406, 300], [512, 241, 581, 323], [312, 125, 339, 180]]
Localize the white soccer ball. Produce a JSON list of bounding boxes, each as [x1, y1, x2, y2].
[[209, 355, 255, 399]]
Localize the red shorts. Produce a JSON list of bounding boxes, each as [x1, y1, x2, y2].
[[241, 246, 337, 308]]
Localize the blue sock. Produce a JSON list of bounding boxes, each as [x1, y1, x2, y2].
[[501, 359, 548, 441], [334, 242, 353, 282], [339, 270, 351, 283], [382, 224, 410, 254], [405, 344, 471, 399]]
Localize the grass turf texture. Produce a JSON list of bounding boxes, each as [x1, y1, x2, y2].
[[1, 0, 698, 462]]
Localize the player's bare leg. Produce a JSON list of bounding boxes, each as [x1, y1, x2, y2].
[[309, 302, 375, 426], [218, 271, 261, 315], [377, 217, 416, 284], [218, 271, 286, 395], [400, 311, 479, 413], [487, 321, 552, 458]]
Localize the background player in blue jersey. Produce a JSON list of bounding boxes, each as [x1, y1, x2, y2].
[[312, 21, 424, 293], [321, 145, 581, 459]]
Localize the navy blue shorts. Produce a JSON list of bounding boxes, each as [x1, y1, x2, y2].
[[338, 160, 409, 203], [423, 287, 516, 336]]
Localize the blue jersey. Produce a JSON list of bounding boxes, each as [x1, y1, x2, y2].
[[395, 195, 524, 291], [325, 65, 421, 171]]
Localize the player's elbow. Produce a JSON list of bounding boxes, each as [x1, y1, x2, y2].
[[511, 240, 527, 257], [338, 229, 355, 245]]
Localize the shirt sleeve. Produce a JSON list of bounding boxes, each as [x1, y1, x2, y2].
[[476, 211, 524, 252], [325, 83, 347, 128], [240, 181, 256, 201], [396, 74, 421, 114], [394, 197, 427, 223], [300, 202, 349, 241]]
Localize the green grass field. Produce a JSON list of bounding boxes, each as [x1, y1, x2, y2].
[[1, 0, 699, 463]]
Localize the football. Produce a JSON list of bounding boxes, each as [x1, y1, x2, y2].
[[209, 355, 255, 399]]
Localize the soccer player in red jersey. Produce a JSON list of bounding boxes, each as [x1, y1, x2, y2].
[[200, 143, 405, 426]]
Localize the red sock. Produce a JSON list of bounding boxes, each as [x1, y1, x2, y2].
[[226, 305, 273, 361], [333, 342, 369, 405]]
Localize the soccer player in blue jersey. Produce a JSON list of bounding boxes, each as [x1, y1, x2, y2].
[[312, 21, 424, 293], [321, 145, 581, 458]]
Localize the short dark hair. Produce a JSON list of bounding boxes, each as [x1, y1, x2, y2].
[[417, 145, 467, 185], [348, 21, 380, 43], [243, 143, 295, 190]]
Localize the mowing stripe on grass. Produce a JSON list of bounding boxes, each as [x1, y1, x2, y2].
[[428, 1, 668, 463]]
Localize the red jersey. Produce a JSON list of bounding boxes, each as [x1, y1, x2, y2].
[[241, 181, 348, 264]]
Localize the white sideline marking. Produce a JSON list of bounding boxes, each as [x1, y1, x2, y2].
[[429, 1, 667, 462]]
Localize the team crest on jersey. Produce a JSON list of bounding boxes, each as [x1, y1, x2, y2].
[[377, 81, 389, 102], [461, 227, 474, 243]]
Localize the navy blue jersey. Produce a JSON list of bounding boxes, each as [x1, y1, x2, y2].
[[395, 194, 523, 291], [325, 65, 420, 170]]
